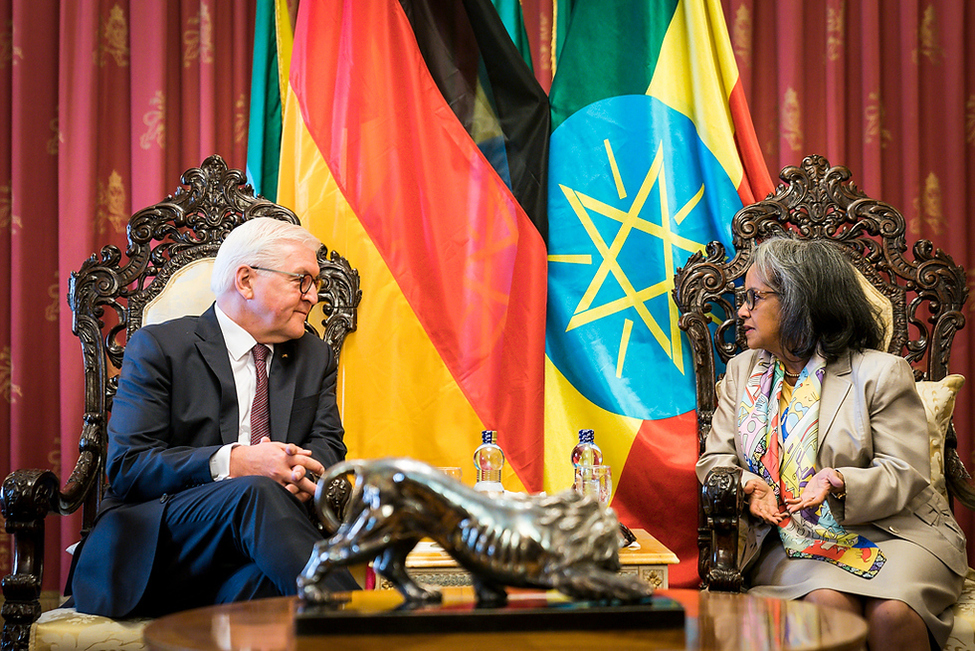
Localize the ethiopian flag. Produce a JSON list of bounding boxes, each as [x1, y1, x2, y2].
[[275, 1, 549, 491], [545, 0, 773, 588]]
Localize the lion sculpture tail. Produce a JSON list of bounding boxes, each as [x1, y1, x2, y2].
[[314, 460, 366, 533]]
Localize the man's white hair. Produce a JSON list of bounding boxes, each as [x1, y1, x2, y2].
[[210, 218, 321, 296]]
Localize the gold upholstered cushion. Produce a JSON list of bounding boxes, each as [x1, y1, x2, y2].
[[915, 374, 965, 502], [31, 608, 149, 651], [855, 271, 894, 351], [914, 375, 971, 650]]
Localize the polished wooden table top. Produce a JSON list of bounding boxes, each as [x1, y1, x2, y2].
[[143, 588, 868, 651]]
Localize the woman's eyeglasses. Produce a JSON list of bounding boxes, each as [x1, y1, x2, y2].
[[250, 266, 323, 295], [743, 288, 778, 310]]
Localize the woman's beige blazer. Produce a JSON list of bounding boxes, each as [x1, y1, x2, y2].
[[696, 347, 968, 577]]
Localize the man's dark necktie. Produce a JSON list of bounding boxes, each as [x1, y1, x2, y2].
[[250, 344, 271, 445]]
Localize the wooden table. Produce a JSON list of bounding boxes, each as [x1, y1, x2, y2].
[[378, 528, 678, 591], [143, 588, 868, 651]]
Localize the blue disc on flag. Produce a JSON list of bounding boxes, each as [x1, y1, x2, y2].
[[547, 94, 739, 420]]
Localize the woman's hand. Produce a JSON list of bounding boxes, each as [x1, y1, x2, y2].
[[744, 479, 788, 524], [785, 467, 845, 513]]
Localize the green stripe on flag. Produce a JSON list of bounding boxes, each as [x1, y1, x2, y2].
[[550, 0, 679, 129], [247, 0, 282, 201], [490, 0, 534, 72]]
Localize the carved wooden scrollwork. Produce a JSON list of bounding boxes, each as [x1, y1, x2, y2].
[[1, 155, 362, 649], [308, 248, 362, 365], [673, 154, 970, 591]]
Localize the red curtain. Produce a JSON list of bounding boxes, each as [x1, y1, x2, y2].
[[0, 0, 255, 594]]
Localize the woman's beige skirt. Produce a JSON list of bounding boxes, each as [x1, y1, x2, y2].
[[748, 529, 964, 648]]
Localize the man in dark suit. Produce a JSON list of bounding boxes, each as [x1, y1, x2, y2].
[[69, 217, 359, 618]]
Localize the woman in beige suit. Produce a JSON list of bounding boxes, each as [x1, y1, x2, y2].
[[697, 237, 967, 650]]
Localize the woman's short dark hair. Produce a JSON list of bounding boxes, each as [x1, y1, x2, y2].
[[749, 236, 885, 362]]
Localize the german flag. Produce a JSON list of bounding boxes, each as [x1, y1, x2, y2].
[[276, 1, 549, 492], [544, 0, 773, 587]]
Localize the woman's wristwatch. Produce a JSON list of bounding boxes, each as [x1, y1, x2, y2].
[[831, 469, 847, 500]]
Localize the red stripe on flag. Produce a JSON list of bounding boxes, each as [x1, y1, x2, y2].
[[290, 1, 546, 488], [613, 411, 701, 589], [730, 81, 774, 205]]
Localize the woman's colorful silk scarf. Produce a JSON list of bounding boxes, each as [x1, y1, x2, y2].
[[738, 350, 885, 578]]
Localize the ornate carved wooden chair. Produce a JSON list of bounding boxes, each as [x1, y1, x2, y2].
[[0, 155, 361, 651], [674, 154, 975, 644]]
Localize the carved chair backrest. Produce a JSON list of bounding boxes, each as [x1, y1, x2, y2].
[[66, 154, 361, 537], [673, 154, 969, 583]]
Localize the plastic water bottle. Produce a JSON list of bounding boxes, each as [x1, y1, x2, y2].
[[473, 430, 505, 495], [571, 429, 603, 466]]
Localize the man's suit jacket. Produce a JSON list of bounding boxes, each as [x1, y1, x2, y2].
[[696, 347, 968, 578], [69, 305, 346, 616]]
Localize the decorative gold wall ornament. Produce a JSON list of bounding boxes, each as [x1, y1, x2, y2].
[[781, 88, 804, 152], [184, 4, 214, 67], [140, 91, 166, 150], [47, 436, 61, 481], [864, 92, 891, 148], [914, 4, 943, 64], [913, 172, 946, 236], [0, 183, 11, 229], [95, 4, 130, 68], [47, 114, 61, 155], [234, 94, 247, 144], [1, 346, 22, 404], [731, 5, 751, 69], [965, 95, 975, 144], [826, 1, 845, 62], [45, 272, 59, 322], [96, 170, 127, 234], [0, 19, 22, 67]]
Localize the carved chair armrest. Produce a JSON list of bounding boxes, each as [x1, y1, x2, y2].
[[1, 468, 60, 650], [2, 415, 104, 650], [702, 466, 745, 592], [1, 469, 61, 576]]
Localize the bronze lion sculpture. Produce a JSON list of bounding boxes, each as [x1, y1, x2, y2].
[[297, 457, 653, 607]]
